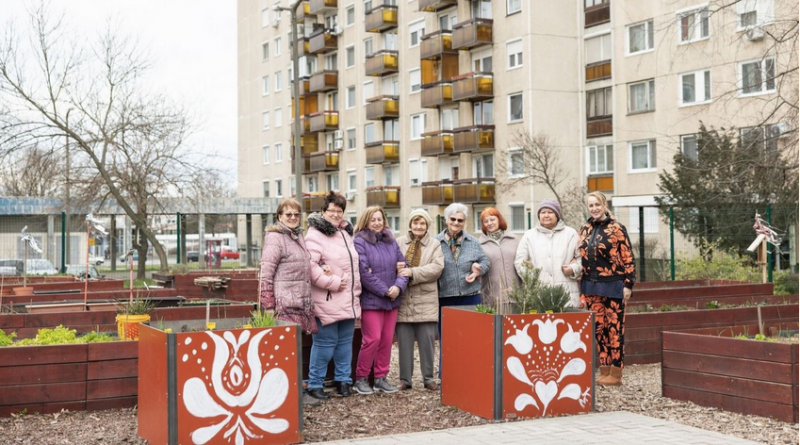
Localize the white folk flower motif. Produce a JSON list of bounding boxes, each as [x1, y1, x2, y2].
[[531, 318, 564, 344], [503, 323, 533, 355], [559, 323, 586, 354], [556, 358, 586, 383], [183, 330, 289, 445]]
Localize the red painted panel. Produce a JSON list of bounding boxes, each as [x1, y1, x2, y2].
[[87, 377, 138, 400], [88, 360, 138, 380], [138, 324, 169, 445], [0, 363, 87, 386]]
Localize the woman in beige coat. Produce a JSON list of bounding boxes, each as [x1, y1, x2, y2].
[[395, 209, 444, 391], [478, 207, 521, 314]]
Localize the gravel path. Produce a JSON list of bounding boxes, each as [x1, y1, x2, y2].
[[0, 345, 796, 444]]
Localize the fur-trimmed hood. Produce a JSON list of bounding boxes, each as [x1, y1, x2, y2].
[[307, 212, 353, 236], [355, 227, 395, 245]]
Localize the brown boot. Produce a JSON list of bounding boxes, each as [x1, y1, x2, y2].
[[596, 366, 611, 384], [601, 365, 622, 386]]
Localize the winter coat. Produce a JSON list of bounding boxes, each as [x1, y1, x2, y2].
[[305, 213, 362, 326], [259, 223, 317, 334], [514, 220, 582, 307], [479, 232, 522, 312], [436, 230, 490, 298], [578, 213, 636, 290], [354, 228, 409, 311], [396, 232, 444, 323]]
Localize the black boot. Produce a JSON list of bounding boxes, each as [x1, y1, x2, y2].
[[307, 387, 329, 400], [335, 381, 351, 397]]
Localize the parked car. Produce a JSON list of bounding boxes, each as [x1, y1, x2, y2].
[[187, 251, 199, 263], [65, 264, 104, 280], [88, 256, 105, 266], [0, 259, 17, 276], [15, 259, 59, 276], [118, 251, 148, 263], [219, 246, 240, 260]]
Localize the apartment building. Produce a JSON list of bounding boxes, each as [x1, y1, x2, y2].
[[238, 0, 796, 237]]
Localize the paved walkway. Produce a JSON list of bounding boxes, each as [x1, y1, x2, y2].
[[310, 411, 759, 445]]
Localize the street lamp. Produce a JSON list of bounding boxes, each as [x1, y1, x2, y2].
[[274, 2, 304, 214]]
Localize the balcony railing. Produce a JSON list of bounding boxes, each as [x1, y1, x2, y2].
[[302, 193, 327, 213], [585, 3, 611, 28], [365, 5, 398, 32], [452, 73, 493, 102], [366, 186, 400, 208], [454, 178, 495, 204], [366, 95, 400, 120], [296, 1, 310, 21], [296, 77, 312, 95], [420, 31, 457, 60], [292, 134, 319, 156], [310, 70, 338, 93], [307, 150, 340, 173], [453, 125, 494, 153], [309, 111, 339, 133], [291, 155, 312, 175], [420, 82, 453, 108], [365, 50, 399, 76], [587, 174, 614, 192], [309, 30, 338, 54], [365, 141, 400, 164], [452, 18, 493, 51], [298, 38, 310, 57], [309, 0, 337, 15], [421, 180, 454, 206], [587, 116, 613, 137], [292, 95, 319, 118], [421, 130, 454, 157], [586, 60, 611, 82], [419, 0, 458, 12]]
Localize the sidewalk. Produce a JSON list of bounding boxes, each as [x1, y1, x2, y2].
[[309, 411, 759, 445]]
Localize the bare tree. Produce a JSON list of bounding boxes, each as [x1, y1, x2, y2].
[[0, 144, 62, 196], [0, 3, 213, 277]]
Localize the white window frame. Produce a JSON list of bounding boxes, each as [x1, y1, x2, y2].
[[275, 71, 282, 92], [363, 37, 374, 62], [262, 145, 270, 165], [628, 139, 657, 173], [345, 45, 356, 68], [275, 179, 283, 198], [739, 57, 776, 97], [274, 37, 282, 57], [364, 122, 376, 144], [507, 0, 522, 14], [346, 127, 357, 150], [363, 80, 374, 104], [262, 111, 270, 130], [679, 69, 712, 106], [676, 5, 710, 44], [508, 92, 524, 123], [364, 166, 375, 188], [262, 42, 270, 61], [409, 19, 425, 48], [408, 158, 428, 187], [326, 172, 339, 192], [275, 142, 283, 163], [346, 86, 356, 109], [261, 8, 270, 27], [507, 147, 524, 177], [680, 134, 698, 160], [262, 180, 270, 198], [626, 19, 655, 55], [508, 203, 526, 233], [586, 144, 614, 174], [736, 0, 774, 30], [627, 79, 655, 113], [410, 113, 426, 140], [409, 68, 421, 94], [274, 107, 282, 128], [262, 75, 270, 96], [584, 32, 612, 65], [347, 168, 357, 192], [507, 39, 523, 70], [345, 4, 356, 27]]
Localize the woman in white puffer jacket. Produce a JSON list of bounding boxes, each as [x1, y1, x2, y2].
[[514, 198, 581, 307]]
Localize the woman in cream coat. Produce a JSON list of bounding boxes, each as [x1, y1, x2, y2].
[[514, 198, 581, 307]]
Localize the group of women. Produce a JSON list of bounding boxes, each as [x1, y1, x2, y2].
[[259, 190, 636, 406]]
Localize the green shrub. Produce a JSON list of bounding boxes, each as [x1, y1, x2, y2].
[[531, 284, 572, 314], [80, 331, 115, 343], [249, 309, 277, 328], [773, 271, 799, 295], [676, 248, 759, 282], [474, 304, 496, 314], [508, 263, 542, 314], [0, 329, 16, 347]]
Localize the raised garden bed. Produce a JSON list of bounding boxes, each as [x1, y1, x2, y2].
[[2, 287, 179, 305], [662, 323, 799, 423], [630, 281, 777, 309], [0, 279, 125, 297]]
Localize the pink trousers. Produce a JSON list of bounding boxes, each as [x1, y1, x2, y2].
[[356, 308, 398, 379]]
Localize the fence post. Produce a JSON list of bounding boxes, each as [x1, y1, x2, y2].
[[669, 206, 675, 281], [60, 211, 66, 273], [437, 215, 442, 233], [766, 204, 773, 283], [246, 214, 253, 268], [639, 206, 646, 282], [176, 212, 182, 264], [527, 211, 531, 230]]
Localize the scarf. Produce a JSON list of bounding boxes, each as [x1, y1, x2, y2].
[[278, 222, 303, 240], [404, 233, 423, 268], [487, 230, 504, 242], [444, 229, 463, 261]]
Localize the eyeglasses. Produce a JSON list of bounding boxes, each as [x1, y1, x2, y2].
[[282, 213, 301, 218], [325, 209, 344, 216], [448, 217, 465, 224]]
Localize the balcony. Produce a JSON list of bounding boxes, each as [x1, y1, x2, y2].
[[365, 50, 399, 77], [587, 174, 614, 192], [585, 3, 610, 28], [310, 70, 338, 93], [292, 94, 318, 118], [587, 116, 613, 137], [420, 82, 454, 108], [421, 130, 454, 157], [453, 126, 494, 153], [366, 95, 400, 120], [454, 178, 495, 204], [452, 73, 493, 102], [586, 61, 611, 82], [420, 31, 457, 60], [309, 30, 337, 54], [365, 5, 398, 33], [309, 111, 339, 133], [303, 193, 327, 214], [421, 180, 454, 206], [452, 18, 493, 51], [366, 186, 400, 209], [309, 0, 337, 15], [307, 150, 340, 173], [297, 38, 310, 57], [296, 1, 310, 21], [290, 155, 312, 175], [419, 0, 458, 12], [292, 134, 319, 156], [365, 141, 400, 164], [297, 77, 312, 95]]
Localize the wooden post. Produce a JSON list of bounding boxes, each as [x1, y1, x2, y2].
[[758, 240, 768, 284]]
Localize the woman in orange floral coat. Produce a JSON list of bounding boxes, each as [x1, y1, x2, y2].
[[578, 191, 635, 386]]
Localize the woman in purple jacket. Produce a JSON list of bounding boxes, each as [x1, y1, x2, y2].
[[352, 206, 408, 395]]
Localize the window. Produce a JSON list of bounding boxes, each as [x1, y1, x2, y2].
[[474, 100, 494, 125], [507, 39, 523, 69], [386, 213, 400, 232], [290, 176, 296, 196], [409, 68, 421, 93], [273, 2, 282, 21], [587, 145, 614, 174], [275, 143, 283, 162], [287, 66, 293, 82], [740, 125, 780, 153], [327, 173, 339, 191], [680, 69, 712, 105], [627, 20, 654, 55], [409, 20, 425, 47], [384, 119, 400, 140], [275, 37, 282, 56], [307, 176, 318, 193], [365, 167, 375, 187], [346, 46, 355, 68], [274, 108, 282, 127], [385, 32, 399, 50], [740, 58, 776, 95], [585, 0, 608, 7], [365, 123, 376, 143], [275, 179, 283, 197], [363, 81, 374, 103], [263, 181, 270, 198], [629, 140, 657, 172], [507, 0, 522, 14], [473, 153, 494, 177], [409, 158, 428, 186], [348, 213, 358, 227], [585, 33, 611, 64], [262, 42, 270, 61], [440, 108, 459, 131], [364, 38, 374, 61], [262, 145, 270, 164], [346, 86, 356, 109], [587, 87, 613, 118], [262, 111, 270, 130], [262, 76, 270, 95], [627, 79, 655, 113], [509, 204, 525, 232], [325, 52, 338, 71], [628, 207, 659, 233], [410, 113, 426, 139], [275, 72, 282, 91], [384, 165, 399, 186], [347, 127, 357, 150], [508, 148, 524, 177], [737, 0, 774, 29], [261, 8, 270, 27], [508, 93, 523, 122], [680, 135, 698, 160], [325, 13, 338, 30], [472, 0, 492, 19], [471, 48, 492, 72], [346, 4, 355, 26], [326, 91, 338, 111], [347, 169, 357, 191], [678, 7, 709, 43]]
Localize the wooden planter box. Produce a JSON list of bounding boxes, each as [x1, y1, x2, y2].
[[662, 324, 799, 422], [139, 320, 303, 445], [441, 307, 594, 420], [0, 341, 138, 416]]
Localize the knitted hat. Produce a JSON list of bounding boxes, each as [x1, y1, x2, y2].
[[538, 198, 562, 221], [408, 208, 433, 229]]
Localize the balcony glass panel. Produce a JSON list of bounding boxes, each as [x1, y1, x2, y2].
[[453, 126, 494, 153], [585, 3, 611, 28], [586, 61, 612, 82], [308, 150, 340, 172], [452, 74, 493, 102], [309, 111, 339, 133], [452, 19, 493, 51], [587, 175, 614, 192], [420, 82, 453, 109], [454, 178, 495, 203], [309, 0, 338, 15], [420, 31, 456, 60], [421, 180, 454, 206], [310, 70, 338, 93], [365, 141, 400, 164], [366, 186, 401, 208], [421, 131, 454, 157], [303, 193, 327, 213], [366, 96, 400, 120], [365, 5, 398, 32], [309, 31, 338, 54], [419, 0, 458, 12], [365, 50, 399, 76], [586, 117, 613, 137]]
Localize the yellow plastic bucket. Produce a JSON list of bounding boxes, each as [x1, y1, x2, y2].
[[116, 314, 151, 340]]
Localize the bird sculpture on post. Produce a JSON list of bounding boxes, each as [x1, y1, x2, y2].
[[20, 226, 43, 288], [84, 214, 108, 307]]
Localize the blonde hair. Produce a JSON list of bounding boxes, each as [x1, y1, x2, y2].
[[585, 191, 613, 218], [354, 206, 388, 232]]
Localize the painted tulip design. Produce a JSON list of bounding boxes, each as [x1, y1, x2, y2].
[[531, 318, 564, 344], [504, 323, 533, 355], [183, 330, 289, 445]]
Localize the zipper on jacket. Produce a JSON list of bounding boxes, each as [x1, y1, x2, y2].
[[341, 230, 356, 317], [587, 223, 601, 282]]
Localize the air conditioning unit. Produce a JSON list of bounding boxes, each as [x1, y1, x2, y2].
[[271, 18, 279, 28], [770, 122, 791, 139], [345, 191, 357, 201], [333, 130, 344, 140], [334, 139, 344, 149], [745, 27, 764, 41]]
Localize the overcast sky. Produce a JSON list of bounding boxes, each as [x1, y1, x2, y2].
[[1, 1, 238, 185]]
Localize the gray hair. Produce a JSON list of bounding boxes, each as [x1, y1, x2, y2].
[[443, 203, 469, 220]]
